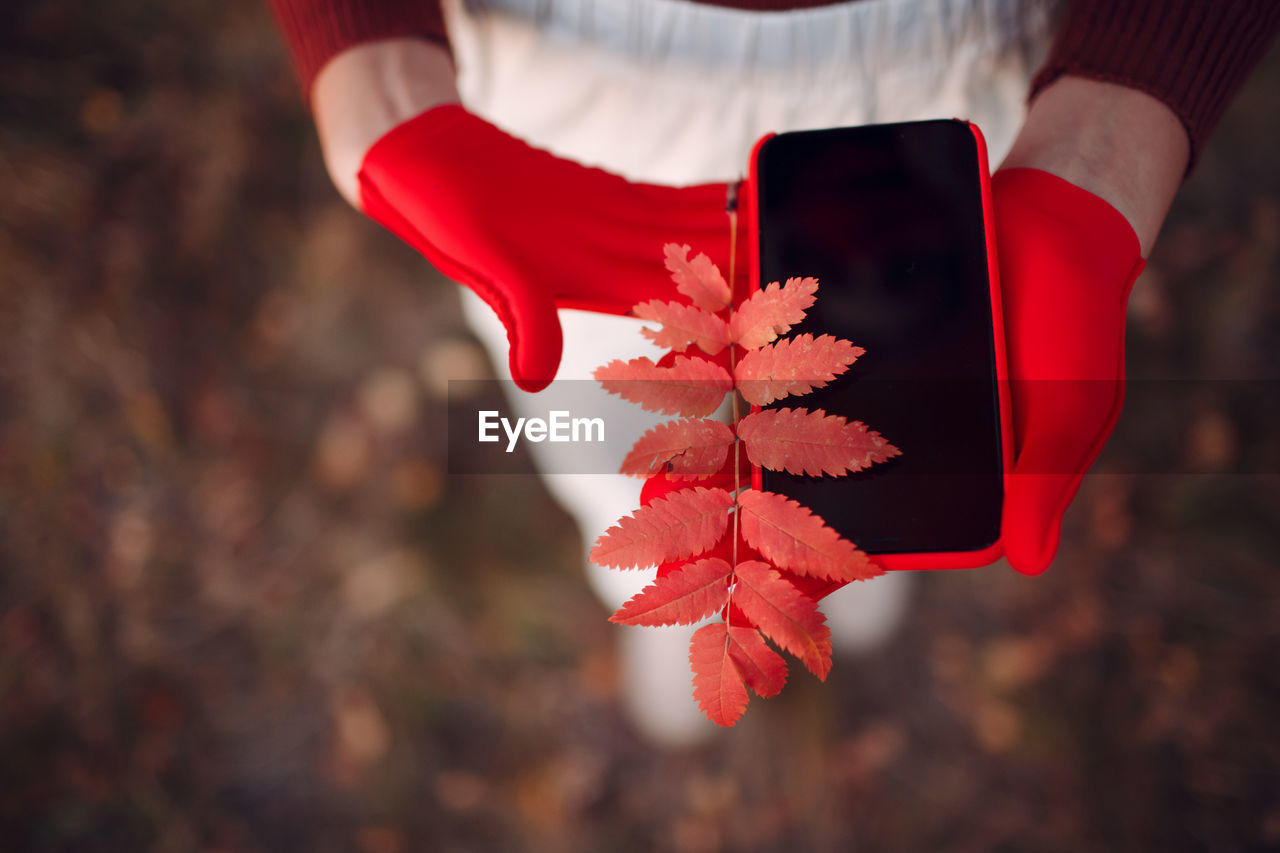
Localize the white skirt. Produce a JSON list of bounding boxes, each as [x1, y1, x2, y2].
[[444, 0, 1060, 609]]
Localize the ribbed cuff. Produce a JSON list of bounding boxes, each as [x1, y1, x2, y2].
[[695, 0, 856, 8], [1031, 0, 1280, 169], [266, 0, 450, 103]]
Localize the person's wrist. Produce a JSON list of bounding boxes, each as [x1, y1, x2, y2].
[[311, 38, 461, 208], [999, 76, 1189, 257]]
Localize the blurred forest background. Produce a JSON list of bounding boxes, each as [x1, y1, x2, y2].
[[2, 1, 1279, 851]]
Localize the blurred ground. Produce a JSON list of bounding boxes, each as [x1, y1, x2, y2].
[[2, 2, 1279, 851]]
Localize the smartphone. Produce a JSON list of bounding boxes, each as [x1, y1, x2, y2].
[[749, 121, 1011, 569]]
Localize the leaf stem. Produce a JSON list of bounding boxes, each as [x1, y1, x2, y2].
[[728, 203, 741, 622]]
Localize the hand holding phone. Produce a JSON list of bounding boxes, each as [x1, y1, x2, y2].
[[991, 168, 1144, 575], [357, 104, 737, 393]]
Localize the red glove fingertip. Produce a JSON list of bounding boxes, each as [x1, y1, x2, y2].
[[1002, 475, 1069, 575]]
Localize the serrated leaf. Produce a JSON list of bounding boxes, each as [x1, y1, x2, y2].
[[735, 333, 864, 405], [652, 516, 760, 587], [738, 407, 901, 477], [634, 300, 731, 355], [620, 418, 735, 478], [730, 277, 819, 349], [731, 560, 833, 679], [590, 487, 733, 569], [594, 355, 732, 417], [725, 624, 788, 698], [664, 243, 731, 313], [689, 622, 748, 726], [610, 557, 733, 626], [737, 489, 882, 582]]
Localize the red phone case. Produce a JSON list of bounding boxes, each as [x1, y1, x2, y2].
[[745, 122, 1014, 579]]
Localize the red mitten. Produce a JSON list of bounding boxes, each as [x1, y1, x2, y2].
[[357, 104, 738, 391], [992, 168, 1145, 575]]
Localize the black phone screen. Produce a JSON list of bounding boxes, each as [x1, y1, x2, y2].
[[755, 121, 1003, 555]]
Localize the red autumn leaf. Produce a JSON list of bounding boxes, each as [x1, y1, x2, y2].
[[689, 622, 748, 726], [775, 568, 845, 604], [735, 333, 864, 405], [663, 243, 731, 313], [634, 300, 731, 355], [737, 407, 901, 477], [594, 355, 732, 417], [730, 277, 819, 350], [610, 557, 733, 626], [621, 418, 735, 479], [590, 486, 733, 569], [731, 560, 833, 679], [726, 624, 788, 698], [652, 513, 762, 585], [737, 488, 882, 582]]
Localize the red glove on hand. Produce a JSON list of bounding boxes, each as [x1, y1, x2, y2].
[[992, 168, 1146, 575], [357, 104, 740, 392]]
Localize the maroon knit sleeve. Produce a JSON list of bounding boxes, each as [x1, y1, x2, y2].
[[266, 0, 450, 102], [1030, 0, 1280, 167]]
